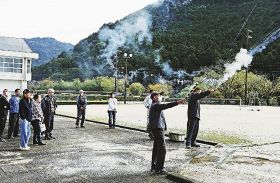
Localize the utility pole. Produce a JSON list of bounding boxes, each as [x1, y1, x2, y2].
[[245, 29, 253, 105], [123, 53, 133, 104], [115, 59, 118, 93], [113, 50, 123, 94]]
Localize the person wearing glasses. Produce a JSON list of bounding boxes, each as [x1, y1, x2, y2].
[[41, 88, 57, 140]]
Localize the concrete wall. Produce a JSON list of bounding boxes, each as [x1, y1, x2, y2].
[[0, 80, 27, 92]]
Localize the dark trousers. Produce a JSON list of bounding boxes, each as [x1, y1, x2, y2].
[[31, 119, 42, 143], [76, 109, 86, 126], [44, 113, 54, 137], [8, 113, 19, 138], [186, 117, 200, 145], [151, 129, 166, 171], [0, 115, 7, 139], [108, 111, 116, 127]]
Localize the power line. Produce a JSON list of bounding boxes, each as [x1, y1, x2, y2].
[[234, 3, 257, 42]]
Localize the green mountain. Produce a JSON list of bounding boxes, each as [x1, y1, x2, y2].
[[25, 37, 73, 67], [32, 0, 280, 82]]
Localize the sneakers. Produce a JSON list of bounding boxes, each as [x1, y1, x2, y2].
[[148, 133, 154, 140], [7, 136, 14, 140], [80, 126, 85, 128], [155, 169, 167, 175], [186, 143, 200, 149], [76, 125, 79, 128], [0, 138, 6, 142], [38, 142, 46, 146], [20, 146, 30, 151], [45, 136, 52, 140]]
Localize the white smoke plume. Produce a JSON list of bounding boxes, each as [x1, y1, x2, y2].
[[98, 10, 153, 63], [162, 62, 174, 76], [215, 28, 280, 87], [217, 48, 252, 86], [250, 27, 280, 56]]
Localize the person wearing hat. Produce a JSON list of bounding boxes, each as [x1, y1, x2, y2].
[[76, 90, 87, 128], [149, 92, 185, 175], [19, 89, 33, 150], [0, 89, 10, 142], [41, 88, 57, 140], [186, 87, 214, 149]]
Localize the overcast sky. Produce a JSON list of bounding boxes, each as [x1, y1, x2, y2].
[[0, 0, 158, 44]]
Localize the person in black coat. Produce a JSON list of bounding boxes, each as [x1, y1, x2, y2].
[[186, 87, 214, 149], [41, 89, 57, 140], [149, 92, 184, 175], [0, 89, 10, 142]]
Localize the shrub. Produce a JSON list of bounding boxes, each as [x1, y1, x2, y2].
[[128, 83, 145, 96], [147, 83, 173, 96]]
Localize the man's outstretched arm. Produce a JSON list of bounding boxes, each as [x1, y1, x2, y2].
[[153, 100, 185, 111]]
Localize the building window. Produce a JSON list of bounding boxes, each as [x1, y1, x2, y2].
[[27, 59, 31, 73], [0, 57, 23, 73], [14, 59, 23, 73]]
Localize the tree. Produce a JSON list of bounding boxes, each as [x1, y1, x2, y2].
[[219, 71, 272, 99]]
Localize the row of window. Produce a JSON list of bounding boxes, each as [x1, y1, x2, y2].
[[0, 57, 31, 74]]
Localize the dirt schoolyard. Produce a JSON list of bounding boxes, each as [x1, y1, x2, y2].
[[1, 115, 279, 183], [56, 104, 280, 144]]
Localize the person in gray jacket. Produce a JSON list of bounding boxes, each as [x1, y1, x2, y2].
[[186, 87, 214, 149], [149, 92, 184, 175], [76, 90, 87, 128]]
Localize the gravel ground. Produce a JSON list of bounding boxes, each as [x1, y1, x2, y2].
[[56, 104, 280, 144], [0, 116, 183, 183], [0, 116, 279, 183]]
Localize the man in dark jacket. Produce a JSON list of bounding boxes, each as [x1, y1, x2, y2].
[[8, 88, 21, 139], [41, 88, 57, 140], [76, 90, 87, 128], [19, 89, 32, 150], [149, 92, 184, 175], [186, 87, 213, 149], [0, 89, 10, 142]]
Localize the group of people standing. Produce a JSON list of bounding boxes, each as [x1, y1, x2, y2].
[[75, 90, 118, 129], [146, 87, 214, 174], [0, 88, 57, 151], [1, 86, 213, 174]]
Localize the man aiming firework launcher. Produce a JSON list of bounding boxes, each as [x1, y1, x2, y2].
[[185, 83, 214, 149]]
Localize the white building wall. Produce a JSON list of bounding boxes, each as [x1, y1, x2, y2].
[[0, 80, 27, 92]]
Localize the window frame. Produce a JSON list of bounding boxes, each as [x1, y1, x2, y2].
[[0, 57, 23, 73]]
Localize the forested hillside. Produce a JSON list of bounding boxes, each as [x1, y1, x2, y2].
[[32, 0, 280, 82]]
